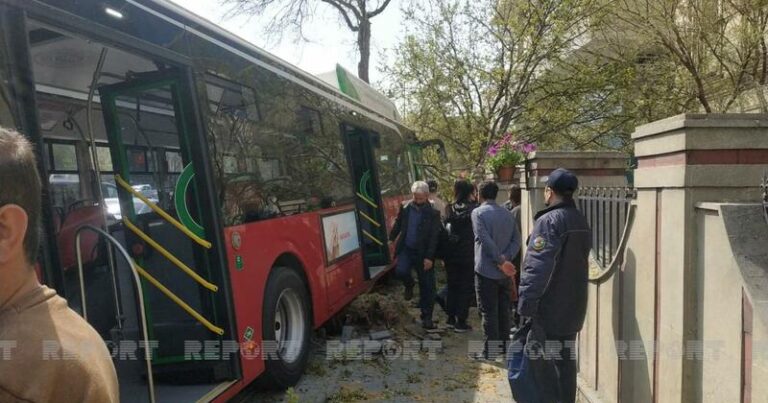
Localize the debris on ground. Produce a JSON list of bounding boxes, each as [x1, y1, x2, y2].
[[326, 384, 370, 402], [247, 276, 513, 402], [369, 329, 393, 340], [344, 290, 410, 329]]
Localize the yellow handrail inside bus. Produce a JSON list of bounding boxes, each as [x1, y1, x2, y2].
[[115, 175, 212, 249], [358, 211, 381, 227], [124, 218, 218, 292], [134, 263, 224, 336], [355, 192, 378, 209], [362, 229, 384, 246]]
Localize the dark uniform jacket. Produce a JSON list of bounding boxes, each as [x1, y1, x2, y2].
[[518, 200, 592, 336], [389, 200, 442, 261]]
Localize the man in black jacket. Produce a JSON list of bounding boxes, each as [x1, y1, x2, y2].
[[517, 168, 592, 403], [389, 181, 442, 331]]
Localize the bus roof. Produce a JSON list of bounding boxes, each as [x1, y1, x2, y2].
[[134, 0, 408, 133], [317, 65, 401, 122]]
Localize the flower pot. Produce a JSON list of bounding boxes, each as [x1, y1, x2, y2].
[[496, 166, 516, 182]]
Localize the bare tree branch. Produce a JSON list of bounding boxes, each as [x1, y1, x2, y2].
[[368, 0, 393, 18], [321, 0, 360, 30], [222, 0, 393, 82]]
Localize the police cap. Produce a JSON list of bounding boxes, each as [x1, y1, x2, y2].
[[545, 168, 579, 193]]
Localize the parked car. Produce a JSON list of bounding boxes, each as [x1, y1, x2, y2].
[[131, 184, 159, 201], [103, 182, 154, 220]]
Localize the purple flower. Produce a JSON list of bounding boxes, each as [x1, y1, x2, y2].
[[487, 145, 498, 156], [523, 143, 536, 153]]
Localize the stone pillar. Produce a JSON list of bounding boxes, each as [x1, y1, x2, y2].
[[624, 114, 768, 402]]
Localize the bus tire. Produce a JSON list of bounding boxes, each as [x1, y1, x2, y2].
[[259, 265, 311, 389]]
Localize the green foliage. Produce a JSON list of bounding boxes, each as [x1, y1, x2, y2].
[[383, 0, 768, 167], [485, 147, 525, 172], [382, 0, 604, 172], [609, 0, 768, 113], [327, 384, 370, 402], [518, 0, 768, 153], [284, 387, 300, 403]]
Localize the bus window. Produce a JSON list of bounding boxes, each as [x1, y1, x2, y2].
[[50, 142, 78, 171], [203, 73, 355, 225], [45, 141, 79, 208], [101, 182, 119, 199], [373, 128, 410, 197], [92, 144, 113, 172], [166, 150, 183, 173]]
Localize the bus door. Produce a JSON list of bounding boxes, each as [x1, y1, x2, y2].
[[343, 125, 390, 279], [98, 70, 232, 382]]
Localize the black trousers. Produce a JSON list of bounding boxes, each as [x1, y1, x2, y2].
[[396, 248, 436, 321], [475, 273, 511, 357], [444, 257, 474, 323], [548, 333, 578, 403]]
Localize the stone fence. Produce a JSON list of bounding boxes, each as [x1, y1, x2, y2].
[[502, 114, 768, 402]]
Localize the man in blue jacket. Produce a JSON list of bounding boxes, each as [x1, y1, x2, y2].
[[518, 168, 592, 403], [389, 181, 442, 331], [471, 181, 521, 359]]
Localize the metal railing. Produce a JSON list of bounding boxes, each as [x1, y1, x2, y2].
[[761, 173, 768, 224], [577, 187, 636, 271], [75, 225, 155, 403]]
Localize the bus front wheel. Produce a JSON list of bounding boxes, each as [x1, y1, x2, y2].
[[260, 265, 311, 389]]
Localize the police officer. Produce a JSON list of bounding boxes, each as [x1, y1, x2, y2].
[[517, 168, 592, 403]]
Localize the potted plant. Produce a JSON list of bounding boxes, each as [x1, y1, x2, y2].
[[485, 134, 536, 182]]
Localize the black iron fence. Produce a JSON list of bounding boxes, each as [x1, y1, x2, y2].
[[761, 174, 768, 224], [577, 187, 636, 269]]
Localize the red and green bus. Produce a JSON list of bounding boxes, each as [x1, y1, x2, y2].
[[0, 0, 439, 401]]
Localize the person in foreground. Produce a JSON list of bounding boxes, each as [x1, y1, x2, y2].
[[0, 127, 119, 402], [517, 168, 592, 403], [389, 181, 442, 331], [471, 181, 520, 359]]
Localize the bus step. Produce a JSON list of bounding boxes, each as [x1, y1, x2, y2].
[[367, 265, 388, 279]]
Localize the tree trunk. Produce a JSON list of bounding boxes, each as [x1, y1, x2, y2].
[[357, 18, 371, 83]]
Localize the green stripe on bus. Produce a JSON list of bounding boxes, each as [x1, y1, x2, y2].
[[174, 163, 206, 238]]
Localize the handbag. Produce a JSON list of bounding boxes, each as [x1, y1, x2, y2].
[[508, 318, 561, 403], [508, 243, 564, 403], [508, 319, 541, 402]]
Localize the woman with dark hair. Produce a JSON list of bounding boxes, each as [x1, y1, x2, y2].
[[442, 180, 479, 332]]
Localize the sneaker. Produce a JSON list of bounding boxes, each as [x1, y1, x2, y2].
[[454, 322, 472, 333], [404, 285, 414, 301], [469, 351, 489, 361], [422, 319, 440, 333], [446, 317, 456, 329]]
